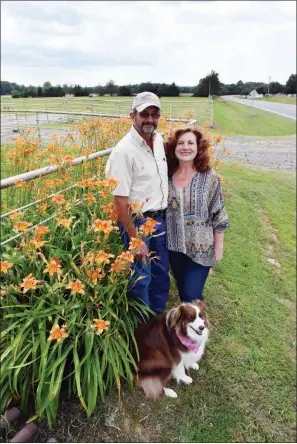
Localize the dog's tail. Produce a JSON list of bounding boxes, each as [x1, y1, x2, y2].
[[136, 375, 164, 400]]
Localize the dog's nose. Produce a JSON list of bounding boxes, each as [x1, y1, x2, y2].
[[198, 326, 205, 331]]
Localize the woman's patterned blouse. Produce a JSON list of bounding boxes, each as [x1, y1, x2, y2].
[[166, 168, 230, 266]]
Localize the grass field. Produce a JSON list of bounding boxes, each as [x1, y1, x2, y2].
[[36, 163, 296, 443], [212, 99, 296, 136], [255, 96, 296, 105]]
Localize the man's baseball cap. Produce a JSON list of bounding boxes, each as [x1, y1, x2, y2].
[[132, 92, 161, 112]]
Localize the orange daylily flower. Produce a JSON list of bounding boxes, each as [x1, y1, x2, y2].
[[64, 155, 73, 163], [56, 217, 73, 230], [100, 202, 118, 221], [92, 219, 118, 235], [52, 194, 65, 204], [83, 193, 96, 204], [95, 251, 115, 265], [86, 268, 105, 285], [38, 203, 48, 213], [47, 324, 69, 343], [9, 211, 24, 221], [99, 190, 110, 199], [34, 225, 50, 239], [139, 217, 161, 236], [118, 251, 135, 263], [92, 319, 110, 335], [44, 258, 62, 277], [0, 261, 14, 274], [13, 221, 33, 232], [20, 273, 39, 293], [14, 179, 25, 187], [30, 239, 47, 249], [66, 279, 85, 296], [97, 178, 119, 190], [129, 237, 146, 251], [77, 178, 97, 190], [128, 201, 144, 213]]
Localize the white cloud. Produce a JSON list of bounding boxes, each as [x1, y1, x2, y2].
[[1, 0, 296, 86]]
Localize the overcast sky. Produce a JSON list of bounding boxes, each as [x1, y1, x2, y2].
[[1, 0, 296, 87]]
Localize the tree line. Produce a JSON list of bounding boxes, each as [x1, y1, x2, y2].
[[1, 73, 296, 99]]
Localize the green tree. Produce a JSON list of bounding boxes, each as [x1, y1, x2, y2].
[[117, 85, 132, 96], [37, 86, 43, 97], [104, 80, 118, 96], [11, 89, 21, 98], [285, 74, 296, 94], [193, 70, 221, 97], [269, 81, 284, 94]]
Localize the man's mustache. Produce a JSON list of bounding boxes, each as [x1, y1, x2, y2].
[[142, 122, 157, 128]]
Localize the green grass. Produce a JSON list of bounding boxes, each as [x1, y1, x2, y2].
[[37, 164, 296, 443], [212, 99, 296, 136], [255, 96, 296, 105]]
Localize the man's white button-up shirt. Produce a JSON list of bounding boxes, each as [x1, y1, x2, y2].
[[105, 125, 168, 213]]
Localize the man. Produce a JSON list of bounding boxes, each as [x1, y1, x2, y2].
[[105, 91, 169, 317]]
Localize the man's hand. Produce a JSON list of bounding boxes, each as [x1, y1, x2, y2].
[[135, 243, 149, 263]]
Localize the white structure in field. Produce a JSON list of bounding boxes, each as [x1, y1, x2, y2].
[[248, 89, 263, 99]]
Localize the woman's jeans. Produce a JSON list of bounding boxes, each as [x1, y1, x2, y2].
[[119, 214, 170, 315], [169, 251, 210, 302]]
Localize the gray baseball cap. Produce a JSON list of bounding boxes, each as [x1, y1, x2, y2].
[[132, 91, 161, 112]]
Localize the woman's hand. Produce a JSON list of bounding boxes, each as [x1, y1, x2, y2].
[[215, 244, 224, 262], [214, 231, 224, 262]]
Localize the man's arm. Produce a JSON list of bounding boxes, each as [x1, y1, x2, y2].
[[114, 196, 148, 261], [114, 195, 137, 239]]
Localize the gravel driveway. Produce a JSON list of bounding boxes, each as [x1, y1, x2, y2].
[[220, 135, 296, 171]]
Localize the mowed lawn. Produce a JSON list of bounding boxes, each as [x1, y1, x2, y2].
[[212, 99, 296, 136], [38, 164, 296, 443], [255, 96, 297, 105]]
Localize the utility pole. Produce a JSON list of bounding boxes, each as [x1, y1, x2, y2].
[[267, 76, 272, 95]]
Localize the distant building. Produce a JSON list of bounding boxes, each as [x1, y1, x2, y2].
[[248, 89, 263, 99]]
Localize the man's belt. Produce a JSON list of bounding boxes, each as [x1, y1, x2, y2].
[[143, 209, 166, 218]]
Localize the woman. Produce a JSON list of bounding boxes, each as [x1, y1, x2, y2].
[[165, 127, 229, 302]]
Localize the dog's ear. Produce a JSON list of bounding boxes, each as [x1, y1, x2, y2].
[[195, 300, 207, 311], [167, 305, 185, 329]]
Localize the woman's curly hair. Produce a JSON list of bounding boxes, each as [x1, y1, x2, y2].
[[165, 127, 211, 177]]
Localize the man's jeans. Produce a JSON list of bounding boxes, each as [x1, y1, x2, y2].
[[119, 214, 170, 315]]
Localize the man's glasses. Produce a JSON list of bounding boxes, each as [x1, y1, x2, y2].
[[138, 111, 161, 119]]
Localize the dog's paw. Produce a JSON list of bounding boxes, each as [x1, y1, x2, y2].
[[191, 363, 199, 371], [181, 375, 193, 385], [163, 388, 178, 398]]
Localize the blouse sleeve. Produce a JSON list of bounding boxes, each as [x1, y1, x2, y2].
[[208, 171, 230, 232]]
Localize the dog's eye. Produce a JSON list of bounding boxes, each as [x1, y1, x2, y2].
[[198, 313, 204, 319]]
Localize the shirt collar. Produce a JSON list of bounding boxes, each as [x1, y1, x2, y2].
[[130, 125, 156, 148]]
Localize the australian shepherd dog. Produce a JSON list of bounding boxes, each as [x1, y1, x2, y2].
[[134, 300, 209, 399]]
